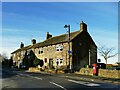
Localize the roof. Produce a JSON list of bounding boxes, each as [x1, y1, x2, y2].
[[11, 45, 31, 54], [34, 30, 81, 48], [11, 30, 82, 54]]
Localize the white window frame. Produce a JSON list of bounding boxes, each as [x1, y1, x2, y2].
[[56, 58, 63, 66], [55, 45, 63, 51], [38, 47, 44, 54]]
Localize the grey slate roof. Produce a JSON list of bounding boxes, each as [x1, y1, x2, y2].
[[11, 30, 82, 54]]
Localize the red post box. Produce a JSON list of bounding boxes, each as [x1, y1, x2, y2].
[[92, 63, 98, 76]]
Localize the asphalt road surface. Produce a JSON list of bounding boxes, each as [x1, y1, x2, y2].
[[2, 68, 120, 90]]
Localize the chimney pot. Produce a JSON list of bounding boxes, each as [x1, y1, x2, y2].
[[32, 39, 36, 45], [20, 42, 24, 48], [80, 21, 87, 32], [46, 32, 52, 39]]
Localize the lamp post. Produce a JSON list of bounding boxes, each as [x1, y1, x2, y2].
[[64, 24, 71, 72], [89, 49, 91, 66]]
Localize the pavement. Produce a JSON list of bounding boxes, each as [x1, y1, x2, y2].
[[61, 73, 120, 85], [37, 71, 120, 85]]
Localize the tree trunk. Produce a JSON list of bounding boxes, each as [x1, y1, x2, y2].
[[105, 59, 107, 68]]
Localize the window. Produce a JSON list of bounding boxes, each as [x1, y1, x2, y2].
[[60, 61, 62, 64], [56, 45, 63, 51], [38, 51, 41, 54], [56, 46, 59, 51], [45, 58, 47, 63], [41, 51, 43, 54], [60, 48, 63, 51], [56, 58, 63, 65], [60, 59, 63, 64], [38, 47, 44, 54]]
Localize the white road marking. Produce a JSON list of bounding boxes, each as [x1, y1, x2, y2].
[[18, 73, 42, 80], [33, 76, 42, 80], [67, 79, 100, 87], [25, 75, 42, 80], [86, 83, 100, 86], [49, 82, 67, 90]]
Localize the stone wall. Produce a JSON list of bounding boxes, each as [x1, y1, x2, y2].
[[34, 42, 72, 69], [99, 69, 120, 78], [28, 67, 64, 74], [28, 67, 40, 72], [44, 69, 64, 74], [77, 68, 93, 76], [76, 68, 120, 79], [12, 50, 26, 67]]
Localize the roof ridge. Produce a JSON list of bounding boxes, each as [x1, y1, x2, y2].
[[11, 30, 82, 54], [46, 30, 80, 40]]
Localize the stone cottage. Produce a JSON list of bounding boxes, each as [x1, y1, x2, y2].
[[11, 21, 97, 71]]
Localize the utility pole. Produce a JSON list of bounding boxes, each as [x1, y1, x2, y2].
[[64, 24, 71, 72], [89, 49, 91, 66]]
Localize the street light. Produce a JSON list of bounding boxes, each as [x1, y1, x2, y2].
[[64, 24, 71, 72], [89, 49, 91, 66]]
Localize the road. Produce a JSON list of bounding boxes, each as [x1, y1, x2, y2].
[[2, 68, 120, 90]]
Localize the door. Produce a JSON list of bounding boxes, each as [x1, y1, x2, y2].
[[49, 58, 53, 69]]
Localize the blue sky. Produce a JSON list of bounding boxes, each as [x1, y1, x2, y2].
[[1, 2, 118, 64]]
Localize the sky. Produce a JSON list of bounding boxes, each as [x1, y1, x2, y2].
[[1, 2, 118, 64]]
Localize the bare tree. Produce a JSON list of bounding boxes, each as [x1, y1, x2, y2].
[[98, 46, 118, 65], [1, 52, 8, 61]]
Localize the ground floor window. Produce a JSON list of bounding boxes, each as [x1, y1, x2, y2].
[[56, 58, 63, 66], [44, 58, 47, 63]]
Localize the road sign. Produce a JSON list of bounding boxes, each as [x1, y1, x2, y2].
[[68, 50, 72, 54]]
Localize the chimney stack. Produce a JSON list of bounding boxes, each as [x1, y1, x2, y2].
[[46, 32, 52, 39], [20, 42, 24, 48], [31, 39, 36, 45], [80, 21, 87, 32]]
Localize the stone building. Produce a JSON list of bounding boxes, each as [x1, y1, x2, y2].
[[11, 21, 97, 71]]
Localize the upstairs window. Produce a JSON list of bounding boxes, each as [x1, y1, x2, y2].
[[41, 51, 43, 53], [56, 46, 59, 51], [56, 45, 63, 51], [38, 47, 44, 54], [38, 51, 41, 54]]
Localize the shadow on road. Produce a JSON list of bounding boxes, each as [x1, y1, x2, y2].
[[2, 67, 18, 79]]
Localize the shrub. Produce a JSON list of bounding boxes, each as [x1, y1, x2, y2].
[[33, 57, 40, 66], [33, 57, 44, 67]]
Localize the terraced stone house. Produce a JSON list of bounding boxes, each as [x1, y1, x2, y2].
[[11, 21, 97, 71]]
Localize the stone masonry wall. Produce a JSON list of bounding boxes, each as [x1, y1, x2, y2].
[[34, 42, 72, 69], [99, 69, 120, 78], [76, 68, 120, 79]]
